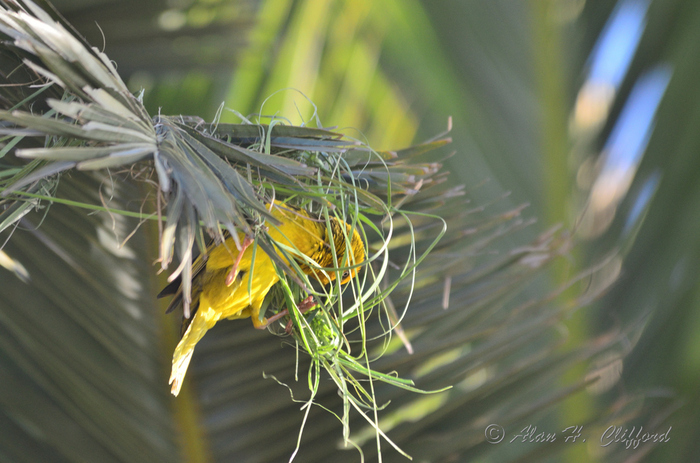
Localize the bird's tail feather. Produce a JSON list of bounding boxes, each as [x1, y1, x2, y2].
[[169, 350, 194, 396], [169, 307, 219, 396]]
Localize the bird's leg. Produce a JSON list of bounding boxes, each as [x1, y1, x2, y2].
[[225, 235, 254, 286], [259, 310, 287, 327], [257, 296, 317, 330]]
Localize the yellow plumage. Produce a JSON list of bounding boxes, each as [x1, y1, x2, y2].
[[164, 203, 365, 396]]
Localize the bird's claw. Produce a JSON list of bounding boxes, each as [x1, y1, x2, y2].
[[285, 296, 316, 333], [225, 236, 254, 286]]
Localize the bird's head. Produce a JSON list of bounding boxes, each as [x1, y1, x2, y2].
[[314, 216, 365, 285]]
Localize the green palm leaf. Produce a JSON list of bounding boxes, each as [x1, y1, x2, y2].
[[1, 1, 688, 462]]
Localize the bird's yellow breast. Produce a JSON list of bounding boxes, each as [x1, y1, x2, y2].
[[206, 206, 321, 270], [199, 261, 276, 321], [199, 205, 326, 323]]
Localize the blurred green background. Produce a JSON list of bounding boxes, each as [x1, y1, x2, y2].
[[2, 0, 700, 461]]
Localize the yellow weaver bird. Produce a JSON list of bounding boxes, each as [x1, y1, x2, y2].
[[159, 203, 365, 396]]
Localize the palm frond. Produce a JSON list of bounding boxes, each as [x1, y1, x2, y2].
[[0, 1, 682, 462]]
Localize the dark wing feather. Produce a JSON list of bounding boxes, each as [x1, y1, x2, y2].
[[163, 252, 209, 314], [157, 277, 182, 298]]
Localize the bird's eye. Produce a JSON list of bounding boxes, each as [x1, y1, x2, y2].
[[341, 270, 351, 281]]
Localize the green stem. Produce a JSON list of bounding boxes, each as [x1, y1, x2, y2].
[[530, 2, 593, 463], [8, 191, 164, 220]]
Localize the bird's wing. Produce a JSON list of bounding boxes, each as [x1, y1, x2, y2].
[[162, 251, 208, 315], [159, 230, 232, 301]]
